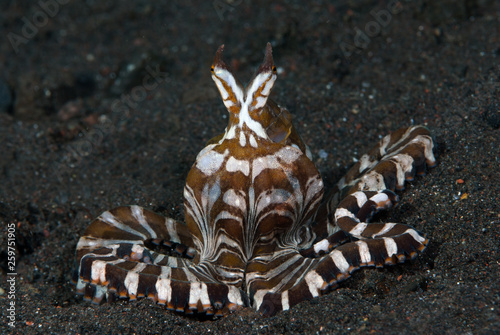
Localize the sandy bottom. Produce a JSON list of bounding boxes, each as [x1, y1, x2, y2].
[[0, 1, 498, 334]]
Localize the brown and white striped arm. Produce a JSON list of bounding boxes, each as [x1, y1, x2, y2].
[[249, 188, 428, 316], [252, 230, 426, 316], [73, 206, 246, 315], [312, 125, 436, 241]]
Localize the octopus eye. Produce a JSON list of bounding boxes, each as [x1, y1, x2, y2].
[[272, 65, 277, 73], [211, 65, 215, 72]]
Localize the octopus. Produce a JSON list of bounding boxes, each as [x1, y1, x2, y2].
[[73, 43, 436, 317]]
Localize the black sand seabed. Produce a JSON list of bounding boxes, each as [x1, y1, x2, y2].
[[0, 1, 499, 334]]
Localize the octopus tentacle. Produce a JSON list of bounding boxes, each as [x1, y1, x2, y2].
[[256, 229, 425, 316], [335, 190, 428, 253], [254, 126, 434, 316], [73, 205, 198, 289], [73, 206, 247, 314], [342, 125, 436, 195], [252, 190, 427, 317], [299, 230, 350, 258], [79, 206, 197, 251], [75, 252, 246, 314], [246, 250, 315, 314], [312, 125, 436, 239], [251, 218, 425, 317]]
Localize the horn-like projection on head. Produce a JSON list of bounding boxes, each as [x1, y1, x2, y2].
[[211, 43, 279, 140], [246, 42, 277, 113], [211, 45, 245, 115]]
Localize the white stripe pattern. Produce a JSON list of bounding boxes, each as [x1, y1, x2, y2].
[[73, 43, 434, 318]]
